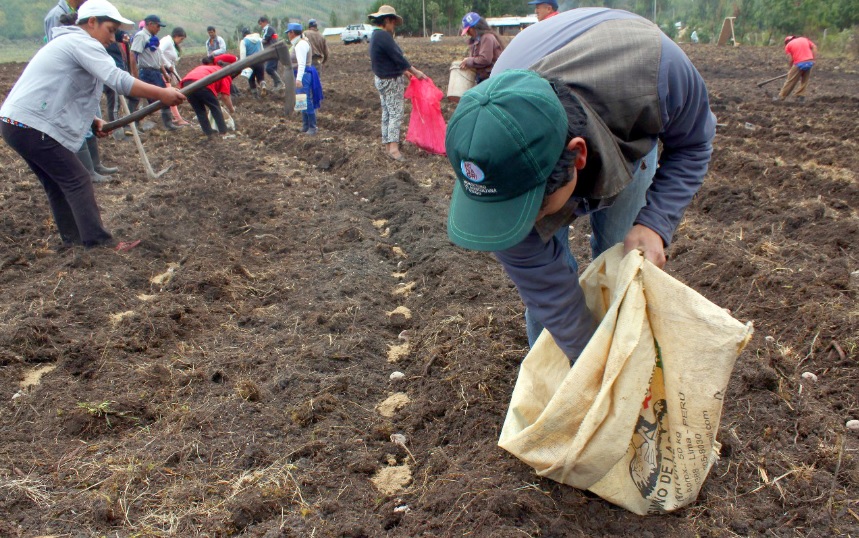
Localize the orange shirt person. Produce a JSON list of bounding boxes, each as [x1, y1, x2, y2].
[[777, 35, 817, 102]]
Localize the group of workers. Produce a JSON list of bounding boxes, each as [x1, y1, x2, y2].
[[0, 0, 822, 398]]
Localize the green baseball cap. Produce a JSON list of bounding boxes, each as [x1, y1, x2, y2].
[[446, 70, 568, 251]]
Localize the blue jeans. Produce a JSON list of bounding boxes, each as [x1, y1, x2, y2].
[[298, 71, 316, 130], [265, 59, 283, 85], [128, 68, 172, 125], [525, 146, 658, 346]]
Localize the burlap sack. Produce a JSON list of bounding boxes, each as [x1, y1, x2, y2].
[[498, 244, 753, 514]]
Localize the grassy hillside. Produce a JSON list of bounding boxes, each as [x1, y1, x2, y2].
[[0, 0, 372, 42]]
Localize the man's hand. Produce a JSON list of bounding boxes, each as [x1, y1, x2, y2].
[[92, 118, 110, 137], [623, 224, 667, 268], [158, 87, 186, 106], [459, 59, 468, 70], [295, 79, 302, 89]]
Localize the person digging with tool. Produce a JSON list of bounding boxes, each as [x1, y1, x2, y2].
[[160, 26, 192, 126], [239, 27, 265, 98], [46, 1, 120, 183], [445, 7, 715, 362], [259, 16, 286, 92], [128, 14, 181, 131], [776, 35, 817, 103], [180, 57, 237, 140], [1, 0, 185, 251]]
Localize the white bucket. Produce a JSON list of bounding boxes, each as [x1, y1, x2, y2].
[[447, 61, 476, 102]]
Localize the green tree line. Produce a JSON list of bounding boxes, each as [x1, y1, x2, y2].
[[2, 0, 856, 45], [365, 0, 858, 44]]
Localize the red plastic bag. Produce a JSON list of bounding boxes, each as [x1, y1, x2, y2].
[[404, 77, 447, 155]]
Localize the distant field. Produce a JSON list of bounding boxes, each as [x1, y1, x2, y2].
[[0, 41, 42, 63]]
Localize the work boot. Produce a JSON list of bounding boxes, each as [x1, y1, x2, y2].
[[86, 136, 118, 175], [305, 127, 318, 136], [250, 88, 260, 99], [75, 143, 109, 183]]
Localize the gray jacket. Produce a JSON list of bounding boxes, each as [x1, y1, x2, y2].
[[0, 26, 135, 152], [44, 0, 70, 42]]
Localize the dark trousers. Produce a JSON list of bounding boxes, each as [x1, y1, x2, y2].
[[187, 88, 227, 136], [265, 59, 282, 84], [248, 63, 265, 89], [104, 86, 118, 122], [1, 122, 112, 247]]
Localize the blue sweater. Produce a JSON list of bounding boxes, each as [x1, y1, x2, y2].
[[492, 8, 715, 360]]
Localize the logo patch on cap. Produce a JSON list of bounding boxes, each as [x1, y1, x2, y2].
[[461, 161, 485, 183]]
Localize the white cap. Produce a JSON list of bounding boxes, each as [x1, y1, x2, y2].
[[77, 0, 134, 25]]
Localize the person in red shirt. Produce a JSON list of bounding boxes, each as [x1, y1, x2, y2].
[[180, 57, 236, 139], [213, 53, 237, 65], [777, 35, 817, 102]]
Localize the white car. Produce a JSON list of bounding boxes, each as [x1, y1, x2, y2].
[[430, 33, 443, 42], [341, 24, 374, 44]]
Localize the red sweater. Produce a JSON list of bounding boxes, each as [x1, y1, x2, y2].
[[181, 65, 231, 96]]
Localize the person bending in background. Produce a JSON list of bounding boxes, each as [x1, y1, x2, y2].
[[1, 0, 185, 251], [777, 35, 817, 102], [368, 5, 426, 162], [459, 12, 505, 84], [180, 57, 237, 140]]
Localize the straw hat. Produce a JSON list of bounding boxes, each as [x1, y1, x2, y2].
[[368, 5, 403, 24]]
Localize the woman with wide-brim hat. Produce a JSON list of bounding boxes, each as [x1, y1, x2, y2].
[[368, 4, 426, 162]]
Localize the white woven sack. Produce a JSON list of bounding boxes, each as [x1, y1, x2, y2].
[[498, 244, 753, 514], [208, 109, 236, 131]]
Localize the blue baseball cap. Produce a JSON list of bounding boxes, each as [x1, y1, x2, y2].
[[461, 12, 480, 35], [287, 22, 303, 33], [527, 0, 558, 9]]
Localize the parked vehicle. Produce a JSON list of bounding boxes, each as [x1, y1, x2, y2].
[[341, 24, 374, 44]]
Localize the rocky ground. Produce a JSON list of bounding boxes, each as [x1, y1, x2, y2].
[[0, 38, 857, 537]]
